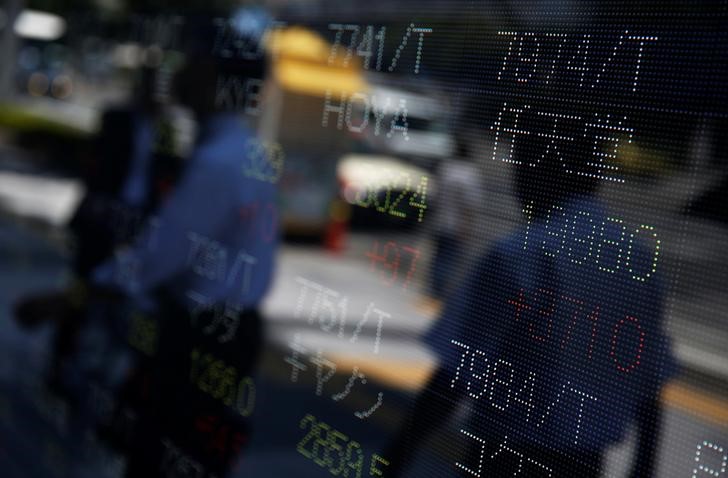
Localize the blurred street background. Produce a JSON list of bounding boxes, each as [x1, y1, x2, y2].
[[0, 141, 726, 477], [0, 0, 726, 477]]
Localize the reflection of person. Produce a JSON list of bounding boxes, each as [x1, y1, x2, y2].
[[72, 66, 175, 277], [427, 138, 482, 304], [14, 66, 181, 399], [384, 110, 676, 477], [91, 27, 276, 477]]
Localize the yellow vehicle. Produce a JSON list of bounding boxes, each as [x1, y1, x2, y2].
[[261, 26, 368, 238]]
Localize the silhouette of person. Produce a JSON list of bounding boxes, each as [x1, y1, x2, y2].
[[13, 65, 183, 403], [90, 17, 277, 477], [383, 101, 677, 477], [427, 137, 483, 304]]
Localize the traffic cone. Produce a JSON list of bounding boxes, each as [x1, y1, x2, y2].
[[324, 199, 351, 253]]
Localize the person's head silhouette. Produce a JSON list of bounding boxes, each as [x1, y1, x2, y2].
[[174, 16, 269, 119], [513, 104, 602, 219]]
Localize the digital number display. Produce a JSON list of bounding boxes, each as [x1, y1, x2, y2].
[[0, 1, 725, 477]]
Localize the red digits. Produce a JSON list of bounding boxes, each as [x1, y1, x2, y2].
[[400, 245, 420, 289], [366, 240, 386, 270], [528, 288, 555, 342], [611, 315, 645, 373], [365, 240, 419, 289], [508, 288, 644, 371], [381, 241, 400, 285], [508, 288, 531, 322]]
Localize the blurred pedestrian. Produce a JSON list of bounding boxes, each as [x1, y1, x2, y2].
[[90, 17, 278, 477], [383, 103, 676, 477], [14, 65, 183, 400], [424, 137, 483, 310]]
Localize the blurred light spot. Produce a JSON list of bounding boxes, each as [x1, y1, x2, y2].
[[0, 172, 84, 227], [51, 74, 72, 99], [14, 10, 66, 41], [27, 72, 49, 96], [111, 43, 142, 68], [342, 183, 359, 205], [231, 7, 272, 42]]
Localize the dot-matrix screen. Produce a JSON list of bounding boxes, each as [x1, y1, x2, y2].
[[0, 1, 725, 477]]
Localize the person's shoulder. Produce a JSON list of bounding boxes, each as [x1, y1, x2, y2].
[[493, 228, 529, 257], [199, 117, 251, 153], [196, 133, 247, 166], [188, 151, 241, 190], [468, 234, 523, 277], [191, 128, 269, 195]]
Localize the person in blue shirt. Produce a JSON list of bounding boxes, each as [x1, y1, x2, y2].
[[90, 25, 277, 477], [383, 108, 676, 477]]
